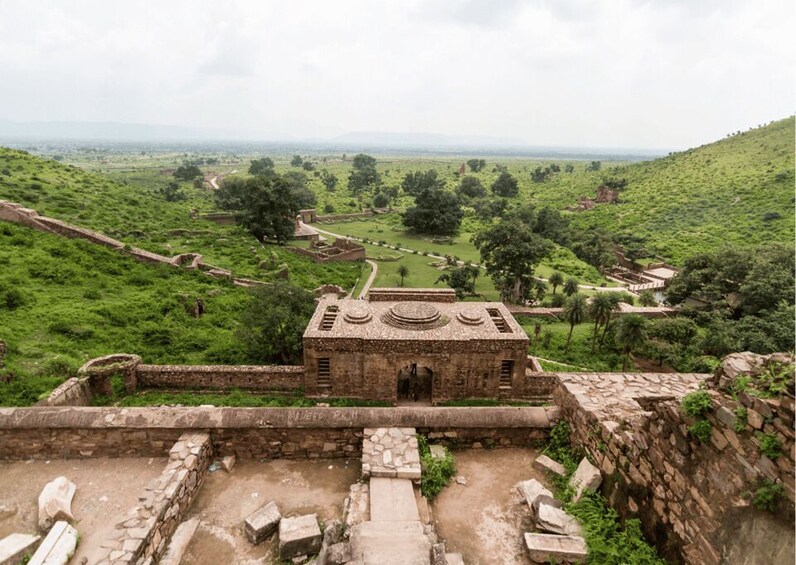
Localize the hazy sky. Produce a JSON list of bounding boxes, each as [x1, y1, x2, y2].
[[0, 0, 792, 149]]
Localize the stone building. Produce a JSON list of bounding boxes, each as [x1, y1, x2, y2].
[[303, 289, 530, 405]]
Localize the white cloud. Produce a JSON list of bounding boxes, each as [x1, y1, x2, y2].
[[0, 0, 792, 148]]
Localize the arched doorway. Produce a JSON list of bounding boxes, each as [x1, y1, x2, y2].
[[397, 363, 433, 405]]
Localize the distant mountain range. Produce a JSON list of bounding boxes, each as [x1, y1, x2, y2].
[[0, 119, 666, 158]]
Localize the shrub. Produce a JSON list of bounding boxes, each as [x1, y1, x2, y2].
[[756, 432, 783, 459], [417, 435, 456, 499], [733, 407, 748, 432], [752, 481, 784, 511], [0, 285, 26, 310], [681, 390, 712, 417], [688, 420, 712, 443]]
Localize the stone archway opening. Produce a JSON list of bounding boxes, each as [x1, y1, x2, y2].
[[397, 363, 433, 406]]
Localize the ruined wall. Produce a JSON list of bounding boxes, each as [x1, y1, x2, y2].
[[0, 405, 556, 460], [94, 432, 213, 564], [38, 377, 92, 407], [136, 364, 304, 393], [555, 372, 795, 565]]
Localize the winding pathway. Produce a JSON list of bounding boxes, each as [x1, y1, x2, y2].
[[359, 259, 379, 298]]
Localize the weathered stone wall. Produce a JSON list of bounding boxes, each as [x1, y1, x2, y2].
[[136, 364, 304, 393], [0, 406, 556, 460], [555, 372, 795, 565], [94, 432, 213, 564], [38, 377, 92, 407], [366, 288, 456, 302], [287, 243, 365, 263]]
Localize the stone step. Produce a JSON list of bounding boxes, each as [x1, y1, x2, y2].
[[369, 477, 420, 522], [349, 521, 431, 565]]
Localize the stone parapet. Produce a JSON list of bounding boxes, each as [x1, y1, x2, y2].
[[136, 364, 304, 392]]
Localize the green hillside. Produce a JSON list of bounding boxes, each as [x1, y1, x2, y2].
[[0, 222, 253, 405], [0, 148, 362, 289], [523, 117, 795, 264]]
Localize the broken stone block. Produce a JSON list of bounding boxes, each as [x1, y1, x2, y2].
[[38, 477, 76, 532], [28, 521, 78, 565], [516, 478, 553, 509], [430, 543, 447, 565], [343, 483, 370, 532], [279, 514, 322, 560], [533, 455, 567, 477], [322, 519, 343, 546], [446, 553, 465, 565], [535, 504, 583, 537], [429, 445, 446, 460], [220, 455, 236, 473], [524, 532, 587, 564], [245, 501, 281, 545], [325, 542, 352, 565], [569, 458, 602, 503], [160, 518, 200, 565], [531, 494, 563, 518], [0, 533, 41, 565]]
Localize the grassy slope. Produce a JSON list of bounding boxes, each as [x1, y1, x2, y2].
[[0, 148, 362, 289], [0, 222, 253, 405]]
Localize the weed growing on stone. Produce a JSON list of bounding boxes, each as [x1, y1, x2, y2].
[[756, 432, 783, 460], [688, 420, 713, 443], [752, 480, 785, 512], [681, 390, 713, 417], [732, 407, 748, 432]]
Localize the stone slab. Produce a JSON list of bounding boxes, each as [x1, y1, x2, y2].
[[279, 514, 322, 560], [445, 553, 465, 565], [37, 477, 76, 532], [28, 521, 78, 565], [533, 454, 567, 477], [536, 504, 583, 537], [524, 533, 587, 563], [344, 483, 370, 532], [429, 445, 446, 460], [160, 518, 200, 565], [348, 521, 431, 565], [516, 478, 553, 509], [369, 477, 420, 522], [0, 533, 41, 565], [569, 458, 602, 503], [245, 501, 281, 544]]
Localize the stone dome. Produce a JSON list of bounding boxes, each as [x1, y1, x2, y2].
[[457, 308, 485, 326], [344, 304, 373, 324], [382, 302, 448, 330]]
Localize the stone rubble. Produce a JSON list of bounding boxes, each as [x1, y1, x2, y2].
[[0, 533, 41, 565], [516, 478, 553, 510], [535, 503, 584, 537], [533, 454, 567, 477], [244, 501, 281, 545], [28, 521, 78, 565], [159, 518, 200, 565], [524, 532, 587, 564], [37, 477, 76, 532], [278, 514, 323, 560], [569, 458, 602, 503]]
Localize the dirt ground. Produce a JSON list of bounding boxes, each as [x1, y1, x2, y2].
[[0, 457, 167, 561], [182, 458, 361, 565], [432, 448, 549, 565]]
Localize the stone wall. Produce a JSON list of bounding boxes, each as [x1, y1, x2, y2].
[[94, 432, 213, 564], [554, 371, 795, 565], [0, 406, 556, 460], [38, 377, 92, 407], [135, 364, 304, 393], [366, 288, 456, 302]]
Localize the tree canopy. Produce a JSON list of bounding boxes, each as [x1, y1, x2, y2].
[[402, 169, 445, 196], [472, 219, 554, 303], [173, 162, 202, 181], [466, 159, 486, 172], [402, 187, 463, 235], [491, 171, 519, 197], [248, 157, 275, 176], [456, 176, 486, 199], [348, 154, 381, 194]]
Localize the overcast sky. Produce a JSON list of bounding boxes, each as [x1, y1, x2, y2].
[[0, 0, 792, 149]]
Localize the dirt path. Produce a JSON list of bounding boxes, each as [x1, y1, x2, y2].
[[359, 259, 378, 298], [432, 448, 548, 565], [181, 459, 360, 565], [0, 458, 166, 562]]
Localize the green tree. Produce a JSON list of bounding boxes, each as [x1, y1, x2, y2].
[[456, 176, 486, 199], [238, 282, 315, 364], [436, 264, 479, 298], [599, 293, 623, 348], [638, 290, 657, 306], [372, 191, 390, 208], [397, 265, 409, 287], [588, 293, 619, 353], [587, 161, 602, 171], [402, 187, 463, 235], [402, 169, 445, 196], [491, 171, 519, 197], [215, 175, 300, 244], [548, 272, 564, 295], [472, 220, 554, 303], [248, 157, 275, 176], [320, 170, 338, 191], [173, 162, 202, 181], [466, 158, 486, 172], [615, 314, 648, 370], [348, 154, 381, 194], [160, 181, 186, 202], [290, 155, 303, 167], [283, 171, 316, 209], [301, 161, 315, 171], [563, 294, 588, 352], [563, 277, 579, 297]]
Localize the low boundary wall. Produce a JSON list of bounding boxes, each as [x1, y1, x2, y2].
[[136, 364, 304, 393], [0, 406, 558, 460]]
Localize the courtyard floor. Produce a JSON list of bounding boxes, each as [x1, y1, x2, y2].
[[432, 447, 548, 565]]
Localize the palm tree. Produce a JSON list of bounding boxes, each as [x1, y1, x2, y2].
[[397, 265, 409, 287], [549, 272, 564, 295], [599, 293, 623, 349], [615, 314, 648, 370], [563, 294, 588, 353], [638, 290, 657, 307], [563, 277, 579, 297], [588, 293, 615, 353]]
